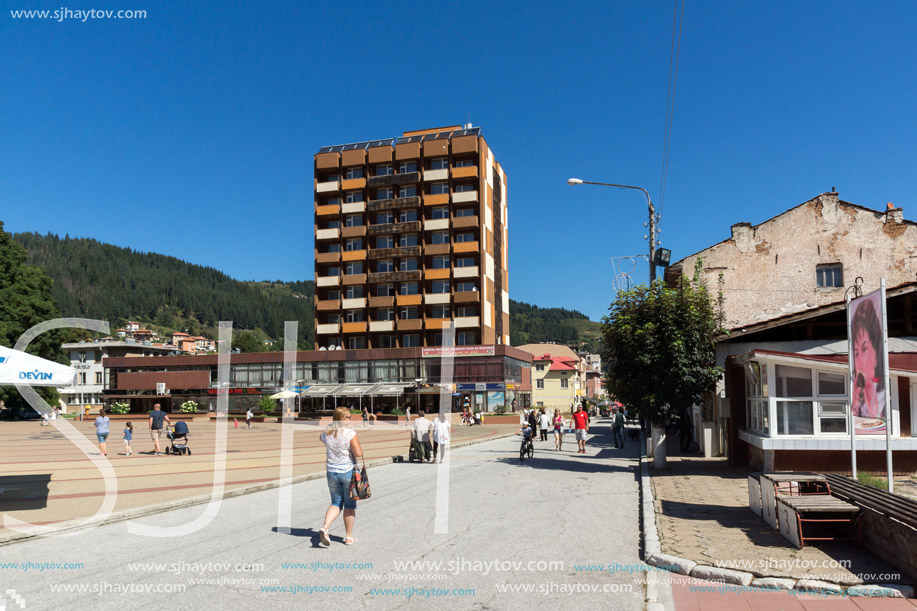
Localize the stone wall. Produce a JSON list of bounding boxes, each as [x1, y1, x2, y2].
[[859, 508, 917, 582]]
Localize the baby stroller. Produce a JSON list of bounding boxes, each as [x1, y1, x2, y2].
[[408, 435, 423, 462], [165, 420, 191, 455]]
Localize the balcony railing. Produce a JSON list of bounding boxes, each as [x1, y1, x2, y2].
[[367, 172, 420, 187], [368, 245, 422, 260], [367, 195, 421, 212], [368, 270, 422, 284], [367, 221, 421, 236]]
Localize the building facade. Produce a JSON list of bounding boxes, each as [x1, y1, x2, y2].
[[527, 353, 579, 411], [313, 125, 509, 350]]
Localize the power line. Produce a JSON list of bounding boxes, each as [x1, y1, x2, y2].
[[657, 0, 685, 222]]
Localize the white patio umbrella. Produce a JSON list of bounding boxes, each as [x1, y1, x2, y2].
[[270, 390, 299, 400], [0, 344, 75, 387]]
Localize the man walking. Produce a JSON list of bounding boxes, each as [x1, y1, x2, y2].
[[149, 403, 170, 455], [612, 406, 625, 449], [572, 403, 589, 454], [412, 411, 433, 463]]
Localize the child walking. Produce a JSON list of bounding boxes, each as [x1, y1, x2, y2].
[[123, 421, 133, 456]]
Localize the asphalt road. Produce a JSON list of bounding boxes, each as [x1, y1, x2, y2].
[[1, 419, 645, 610]]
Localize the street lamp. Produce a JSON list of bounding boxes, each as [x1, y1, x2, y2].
[[568, 178, 658, 283]]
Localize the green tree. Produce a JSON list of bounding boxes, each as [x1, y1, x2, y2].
[[235, 331, 266, 353], [602, 263, 723, 468], [0, 221, 64, 409]]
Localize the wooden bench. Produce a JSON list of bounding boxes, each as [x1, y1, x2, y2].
[[776, 495, 861, 548], [824, 473, 917, 530], [760, 472, 830, 530]]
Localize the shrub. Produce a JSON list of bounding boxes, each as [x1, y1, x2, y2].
[[180, 401, 199, 413], [494, 404, 507, 415], [390, 407, 405, 416], [108, 402, 130, 415], [258, 396, 275, 415], [857, 471, 888, 491]]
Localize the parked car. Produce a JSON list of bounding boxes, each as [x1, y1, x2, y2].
[[0, 406, 45, 421]]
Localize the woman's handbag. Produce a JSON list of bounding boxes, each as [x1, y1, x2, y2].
[[349, 458, 371, 500]]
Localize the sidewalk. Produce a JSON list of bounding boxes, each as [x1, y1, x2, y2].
[[0, 418, 516, 544]]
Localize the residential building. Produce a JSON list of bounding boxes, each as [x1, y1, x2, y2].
[[526, 353, 578, 410], [171, 331, 191, 346], [517, 343, 584, 400], [313, 125, 509, 350], [585, 370, 605, 399]]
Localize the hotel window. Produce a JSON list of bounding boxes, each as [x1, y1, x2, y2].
[[344, 285, 364, 299], [345, 191, 363, 203], [456, 305, 476, 317], [431, 305, 449, 318], [560, 378, 569, 389], [432, 333, 445, 346], [326, 289, 341, 300], [400, 282, 419, 295], [455, 257, 475, 267], [326, 197, 342, 206], [400, 306, 419, 319], [345, 214, 362, 227], [345, 167, 363, 180], [816, 263, 843, 288], [324, 174, 340, 183], [457, 331, 476, 346], [326, 219, 341, 229], [399, 161, 417, 173], [454, 208, 475, 217], [326, 313, 341, 324], [399, 234, 418, 247], [536, 379, 544, 390], [431, 280, 450, 294], [345, 262, 363, 275], [375, 163, 393, 176], [454, 159, 474, 168], [430, 158, 448, 170], [377, 307, 394, 321], [326, 266, 341, 277], [431, 231, 449, 245], [399, 185, 417, 198], [375, 187, 394, 200], [376, 283, 394, 297], [454, 184, 474, 192], [345, 238, 362, 251], [431, 182, 449, 195], [376, 235, 394, 248], [455, 232, 475, 243], [327, 243, 342, 253], [377, 259, 394, 273], [400, 258, 418, 271], [348, 336, 366, 349], [375, 211, 394, 224], [431, 255, 449, 269], [344, 309, 364, 323], [377, 335, 395, 348], [399, 209, 418, 222], [431, 206, 448, 219], [402, 334, 420, 347], [456, 281, 476, 292]]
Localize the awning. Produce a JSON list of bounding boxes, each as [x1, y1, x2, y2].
[[372, 382, 412, 396], [331, 383, 378, 396], [300, 384, 344, 396]]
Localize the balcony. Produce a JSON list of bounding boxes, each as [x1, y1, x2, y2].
[[423, 168, 449, 181], [315, 251, 341, 264], [453, 266, 478, 279], [369, 320, 395, 333], [454, 316, 480, 328], [423, 193, 449, 207], [342, 298, 367, 309], [454, 291, 480, 304], [341, 249, 367, 262], [396, 294, 422, 307], [367, 221, 422, 236], [341, 273, 367, 285], [367, 172, 420, 188], [367, 196, 420, 212], [368, 245, 422, 260], [316, 180, 340, 193], [368, 270, 422, 284], [316, 276, 341, 287], [453, 240, 479, 254], [316, 298, 341, 311], [452, 190, 478, 204], [425, 268, 450, 280], [341, 177, 366, 190], [424, 293, 450, 305], [423, 218, 449, 231], [451, 166, 478, 180], [452, 215, 479, 229], [424, 243, 450, 256], [342, 322, 367, 334], [315, 204, 340, 216], [368, 295, 394, 308], [316, 323, 340, 334], [341, 201, 366, 214], [341, 226, 367, 238], [316, 228, 340, 241], [425, 318, 450, 330], [396, 319, 423, 331]]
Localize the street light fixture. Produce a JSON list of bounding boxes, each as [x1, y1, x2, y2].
[[568, 177, 658, 283]]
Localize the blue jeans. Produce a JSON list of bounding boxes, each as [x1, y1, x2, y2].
[[327, 469, 356, 510], [613, 427, 624, 449]]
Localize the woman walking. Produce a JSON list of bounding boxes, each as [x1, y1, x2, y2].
[[432, 413, 451, 463], [318, 407, 363, 546], [552, 409, 565, 451], [95, 408, 110, 457], [538, 408, 549, 442]]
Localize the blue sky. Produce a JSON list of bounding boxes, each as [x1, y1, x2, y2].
[[2, 0, 915, 322]]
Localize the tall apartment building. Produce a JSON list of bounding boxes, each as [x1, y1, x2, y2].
[[313, 125, 510, 350]]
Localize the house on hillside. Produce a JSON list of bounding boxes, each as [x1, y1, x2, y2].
[[665, 192, 917, 471]]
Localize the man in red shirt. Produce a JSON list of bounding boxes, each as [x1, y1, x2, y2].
[[572, 404, 589, 454]]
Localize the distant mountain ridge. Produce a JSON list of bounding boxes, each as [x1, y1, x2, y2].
[[13, 231, 602, 352]]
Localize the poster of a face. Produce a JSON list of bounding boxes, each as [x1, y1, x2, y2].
[[849, 290, 887, 435]]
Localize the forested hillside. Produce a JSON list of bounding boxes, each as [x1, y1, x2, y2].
[[509, 300, 603, 353], [14, 232, 315, 347]]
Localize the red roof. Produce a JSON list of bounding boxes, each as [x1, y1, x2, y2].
[[172, 332, 190, 337], [537, 354, 577, 371]]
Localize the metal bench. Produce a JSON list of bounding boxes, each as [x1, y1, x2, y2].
[[776, 494, 861, 548]]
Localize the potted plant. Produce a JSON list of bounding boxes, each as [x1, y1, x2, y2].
[[108, 402, 130, 415], [180, 400, 199, 413]]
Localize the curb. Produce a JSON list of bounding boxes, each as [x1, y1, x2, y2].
[[640, 443, 916, 600], [0, 430, 518, 547]]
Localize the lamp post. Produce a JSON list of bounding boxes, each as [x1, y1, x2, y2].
[[568, 178, 658, 283]]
